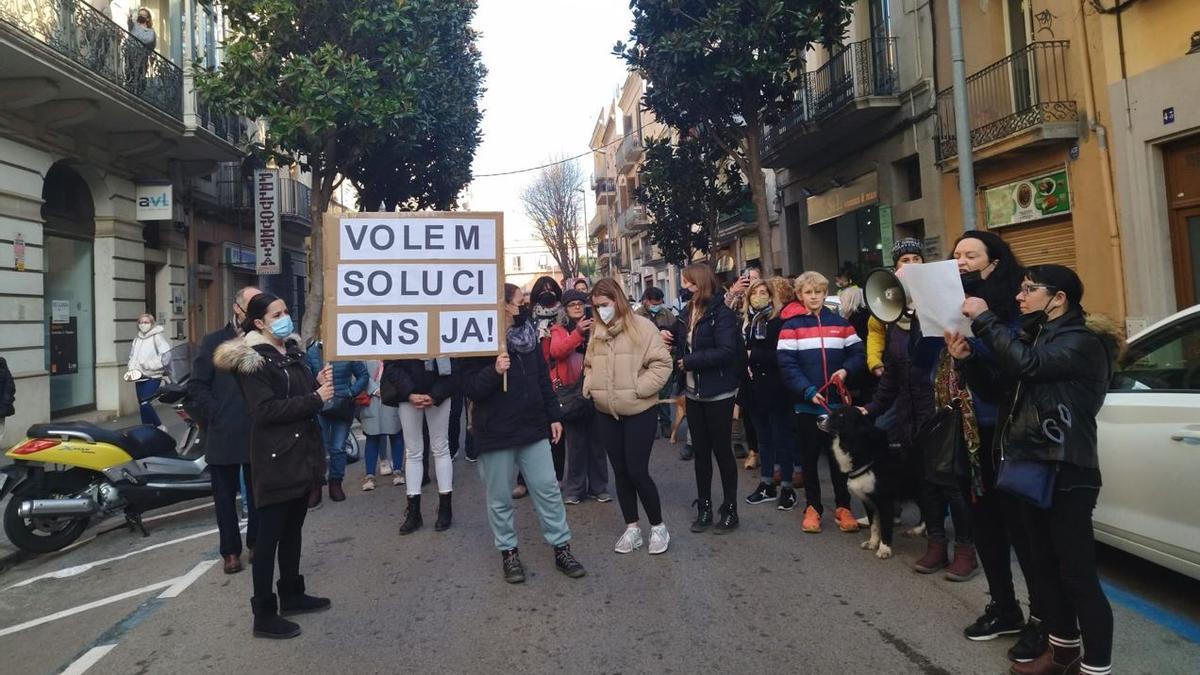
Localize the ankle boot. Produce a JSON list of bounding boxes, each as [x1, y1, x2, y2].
[[944, 543, 981, 581], [278, 575, 331, 616], [399, 495, 423, 535], [1010, 642, 1082, 675], [251, 594, 301, 639], [690, 499, 713, 533], [435, 492, 453, 532], [328, 480, 346, 502], [713, 502, 739, 534], [913, 539, 950, 574]]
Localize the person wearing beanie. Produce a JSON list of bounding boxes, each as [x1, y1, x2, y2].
[[867, 238, 926, 377]]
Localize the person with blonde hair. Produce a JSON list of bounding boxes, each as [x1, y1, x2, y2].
[[126, 312, 173, 428], [583, 278, 673, 554]]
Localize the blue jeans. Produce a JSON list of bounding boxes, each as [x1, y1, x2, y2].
[[319, 416, 352, 481], [364, 434, 402, 477], [477, 440, 571, 551], [750, 403, 797, 483], [135, 378, 162, 426]]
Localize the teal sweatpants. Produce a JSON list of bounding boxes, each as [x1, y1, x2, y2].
[[477, 439, 571, 551]]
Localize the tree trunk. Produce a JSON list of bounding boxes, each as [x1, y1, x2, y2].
[[301, 160, 329, 346], [744, 118, 776, 275]]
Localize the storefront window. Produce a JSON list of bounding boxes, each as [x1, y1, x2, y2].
[[823, 204, 884, 285]]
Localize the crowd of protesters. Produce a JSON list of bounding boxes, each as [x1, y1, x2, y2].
[[192, 240, 1118, 675]]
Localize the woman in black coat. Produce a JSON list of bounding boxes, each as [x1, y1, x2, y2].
[[677, 262, 743, 534], [214, 292, 334, 640]]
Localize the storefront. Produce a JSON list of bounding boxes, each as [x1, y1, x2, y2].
[[981, 166, 1077, 270], [804, 172, 885, 282]]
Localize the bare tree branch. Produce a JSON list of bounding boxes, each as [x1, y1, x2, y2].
[[519, 158, 586, 280]]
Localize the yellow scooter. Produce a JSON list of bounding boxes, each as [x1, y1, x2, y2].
[[0, 382, 208, 553]]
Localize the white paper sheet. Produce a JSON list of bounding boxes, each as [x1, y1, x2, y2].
[[899, 260, 973, 338]]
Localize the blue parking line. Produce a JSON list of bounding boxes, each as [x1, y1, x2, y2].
[[1101, 580, 1200, 643]]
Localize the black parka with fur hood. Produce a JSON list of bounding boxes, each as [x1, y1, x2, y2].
[[214, 331, 325, 507]]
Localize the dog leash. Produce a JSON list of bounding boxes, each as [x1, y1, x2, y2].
[[815, 377, 852, 414]]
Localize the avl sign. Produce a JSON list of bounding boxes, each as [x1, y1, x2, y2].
[[135, 183, 173, 221]]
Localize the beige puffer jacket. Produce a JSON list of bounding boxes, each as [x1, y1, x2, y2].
[[582, 312, 672, 418]]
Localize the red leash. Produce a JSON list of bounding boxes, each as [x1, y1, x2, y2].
[[812, 309, 852, 413]]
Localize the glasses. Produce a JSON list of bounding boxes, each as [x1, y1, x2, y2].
[[566, 302, 585, 309], [1018, 283, 1056, 295]]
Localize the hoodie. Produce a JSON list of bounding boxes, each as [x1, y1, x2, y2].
[[776, 302, 866, 415], [127, 324, 172, 380]]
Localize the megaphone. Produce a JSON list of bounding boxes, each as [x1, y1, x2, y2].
[[865, 268, 910, 324]]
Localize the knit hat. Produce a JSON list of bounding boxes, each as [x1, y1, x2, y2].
[[891, 237, 924, 265], [561, 289, 589, 307]]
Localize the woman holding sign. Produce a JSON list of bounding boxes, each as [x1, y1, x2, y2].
[[460, 284, 586, 584]]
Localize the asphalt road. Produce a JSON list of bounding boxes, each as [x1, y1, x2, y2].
[[1, 428, 1198, 674]]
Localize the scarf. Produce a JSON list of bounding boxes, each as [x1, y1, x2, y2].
[[506, 321, 538, 355], [423, 357, 452, 376], [533, 305, 560, 341], [746, 306, 772, 342], [934, 350, 984, 498]]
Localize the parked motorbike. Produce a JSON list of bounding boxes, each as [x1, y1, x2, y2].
[[0, 380, 208, 553]]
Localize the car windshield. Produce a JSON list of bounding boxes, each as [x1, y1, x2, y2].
[[1113, 311, 1200, 391]]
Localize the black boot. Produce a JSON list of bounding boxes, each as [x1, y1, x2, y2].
[[501, 548, 525, 584], [398, 495, 422, 535], [690, 498, 713, 533], [278, 575, 331, 616], [714, 502, 740, 534], [434, 492, 453, 532], [251, 594, 301, 639], [553, 543, 586, 578]]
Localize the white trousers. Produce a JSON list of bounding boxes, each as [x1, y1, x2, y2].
[[399, 399, 453, 497]]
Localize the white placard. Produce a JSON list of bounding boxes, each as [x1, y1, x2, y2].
[[335, 312, 429, 357], [438, 310, 501, 353], [51, 300, 70, 324], [135, 183, 173, 220], [337, 263, 497, 306], [900, 260, 974, 338], [338, 218, 497, 260], [255, 169, 281, 275]]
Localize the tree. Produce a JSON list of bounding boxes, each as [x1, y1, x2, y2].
[[520, 159, 586, 280], [634, 135, 746, 267], [617, 0, 852, 273], [196, 0, 484, 341]]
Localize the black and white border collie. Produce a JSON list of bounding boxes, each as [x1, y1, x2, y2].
[[818, 408, 922, 560]]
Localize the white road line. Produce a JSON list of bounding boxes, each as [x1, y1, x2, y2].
[[4, 528, 220, 590], [60, 644, 117, 675], [142, 501, 214, 524], [157, 559, 218, 599], [0, 580, 174, 638]]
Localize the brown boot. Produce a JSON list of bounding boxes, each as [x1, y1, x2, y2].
[[944, 544, 980, 581], [1010, 643, 1081, 675], [912, 539, 949, 574], [328, 480, 346, 502]]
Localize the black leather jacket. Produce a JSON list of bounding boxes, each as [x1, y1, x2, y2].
[[968, 309, 1115, 468]]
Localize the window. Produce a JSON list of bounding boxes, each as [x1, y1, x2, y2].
[[537, 255, 549, 269], [512, 256, 522, 271], [895, 155, 922, 202], [1112, 313, 1200, 392]]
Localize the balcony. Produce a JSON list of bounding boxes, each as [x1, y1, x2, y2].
[[216, 166, 312, 226], [616, 133, 644, 173], [589, 205, 610, 237], [762, 37, 900, 169], [0, 0, 242, 165], [935, 41, 1078, 163], [617, 203, 648, 232], [593, 175, 616, 206]]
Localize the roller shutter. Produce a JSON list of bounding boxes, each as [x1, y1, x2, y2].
[[994, 220, 1076, 269]]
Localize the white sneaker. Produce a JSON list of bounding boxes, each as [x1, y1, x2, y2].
[[614, 526, 643, 554], [362, 476, 376, 491], [648, 524, 670, 555], [392, 473, 405, 486], [379, 459, 393, 476]]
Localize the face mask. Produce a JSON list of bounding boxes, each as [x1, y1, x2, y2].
[[679, 288, 694, 303], [960, 269, 985, 295], [537, 292, 558, 308], [647, 304, 663, 314], [597, 306, 616, 323], [513, 305, 531, 326], [269, 316, 293, 339], [749, 296, 770, 311], [138, 322, 152, 334], [1019, 297, 1057, 333]]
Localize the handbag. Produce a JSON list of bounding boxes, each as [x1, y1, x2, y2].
[[354, 391, 372, 407], [996, 458, 1057, 508], [554, 377, 593, 422], [320, 395, 357, 421], [917, 400, 969, 487]]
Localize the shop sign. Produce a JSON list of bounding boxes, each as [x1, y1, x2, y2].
[[984, 168, 1071, 228], [223, 243, 257, 270], [135, 183, 173, 221], [807, 173, 878, 226], [740, 233, 761, 263], [878, 205, 894, 255], [255, 169, 281, 275]]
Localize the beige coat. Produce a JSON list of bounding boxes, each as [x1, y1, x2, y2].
[[582, 312, 672, 418]]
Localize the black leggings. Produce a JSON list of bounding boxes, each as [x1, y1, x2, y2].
[[1021, 488, 1112, 668], [595, 408, 662, 525], [687, 397, 737, 506], [972, 434, 1040, 616], [252, 496, 308, 599], [797, 413, 851, 513], [921, 478, 973, 545]]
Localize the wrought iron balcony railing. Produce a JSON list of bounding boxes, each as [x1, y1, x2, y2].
[[196, 97, 243, 146], [0, 0, 183, 118], [935, 41, 1078, 160], [616, 133, 644, 172], [216, 167, 312, 224]]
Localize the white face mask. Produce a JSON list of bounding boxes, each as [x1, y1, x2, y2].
[[597, 306, 616, 323], [138, 322, 152, 334]]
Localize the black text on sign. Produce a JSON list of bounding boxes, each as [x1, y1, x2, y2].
[[339, 218, 497, 260], [438, 310, 500, 354], [336, 313, 428, 357], [338, 264, 497, 306]]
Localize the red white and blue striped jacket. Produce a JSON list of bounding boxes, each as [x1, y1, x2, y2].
[[776, 302, 866, 415]]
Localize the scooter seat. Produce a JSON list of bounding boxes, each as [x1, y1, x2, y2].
[[25, 422, 178, 460]]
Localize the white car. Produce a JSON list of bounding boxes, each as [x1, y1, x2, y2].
[[1095, 304, 1200, 580]]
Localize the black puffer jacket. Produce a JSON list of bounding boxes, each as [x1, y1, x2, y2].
[[460, 348, 562, 455], [680, 292, 743, 398], [970, 309, 1117, 468], [380, 360, 459, 406], [865, 323, 935, 447], [214, 331, 325, 507], [743, 310, 787, 410]]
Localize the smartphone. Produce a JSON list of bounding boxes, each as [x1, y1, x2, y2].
[[584, 306, 593, 320]]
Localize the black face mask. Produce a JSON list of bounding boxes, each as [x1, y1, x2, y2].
[[679, 288, 694, 303], [960, 269, 985, 295], [1019, 297, 1057, 333], [513, 305, 531, 326], [536, 292, 558, 308]]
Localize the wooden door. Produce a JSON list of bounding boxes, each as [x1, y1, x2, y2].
[[1164, 137, 1200, 308]]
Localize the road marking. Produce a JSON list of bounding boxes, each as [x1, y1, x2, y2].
[[157, 559, 218, 599], [4, 528, 220, 590], [60, 644, 117, 675], [142, 501, 214, 524], [0, 579, 174, 638], [1101, 580, 1200, 643]]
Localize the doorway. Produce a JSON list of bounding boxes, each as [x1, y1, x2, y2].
[[1165, 136, 1200, 309]]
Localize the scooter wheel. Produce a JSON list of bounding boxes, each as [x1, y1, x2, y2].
[[3, 493, 89, 554]]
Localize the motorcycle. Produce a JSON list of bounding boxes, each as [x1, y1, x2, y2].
[[0, 380, 208, 553]]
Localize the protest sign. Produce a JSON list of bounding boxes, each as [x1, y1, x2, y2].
[[322, 212, 504, 359]]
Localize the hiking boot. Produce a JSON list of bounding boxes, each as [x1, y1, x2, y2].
[[434, 492, 453, 532], [328, 480, 346, 502], [776, 486, 797, 512], [913, 539, 950, 574], [278, 575, 331, 616], [945, 544, 981, 582], [398, 495, 423, 535], [554, 544, 586, 578], [802, 506, 822, 533], [713, 503, 739, 534], [1009, 618, 1048, 663], [744, 482, 777, 505], [964, 601, 1024, 641], [1010, 642, 1081, 675], [690, 498, 713, 533], [251, 594, 301, 640], [501, 548, 525, 584], [614, 525, 643, 554], [743, 450, 759, 470], [361, 475, 376, 491], [835, 507, 860, 532], [648, 524, 670, 555]]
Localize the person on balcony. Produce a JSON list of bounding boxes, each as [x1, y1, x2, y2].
[[125, 8, 156, 95]]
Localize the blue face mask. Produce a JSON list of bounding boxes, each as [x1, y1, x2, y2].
[[647, 304, 663, 314], [269, 315, 293, 339]]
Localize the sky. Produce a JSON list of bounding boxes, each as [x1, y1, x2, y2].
[[465, 0, 634, 248]]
